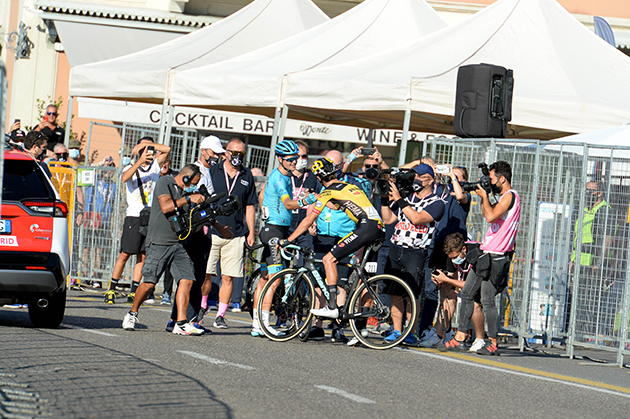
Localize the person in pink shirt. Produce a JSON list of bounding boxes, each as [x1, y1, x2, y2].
[[440, 161, 520, 355]]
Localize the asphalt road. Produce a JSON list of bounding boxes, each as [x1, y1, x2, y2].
[[1, 292, 629, 418]]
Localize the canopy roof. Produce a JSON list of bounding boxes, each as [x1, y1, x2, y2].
[[282, 0, 630, 139], [68, 0, 329, 101], [169, 0, 447, 110]]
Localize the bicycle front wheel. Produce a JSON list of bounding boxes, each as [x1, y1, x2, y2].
[[256, 269, 315, 342], [243, 267, 261, 319], [348, 274, 417, 350]]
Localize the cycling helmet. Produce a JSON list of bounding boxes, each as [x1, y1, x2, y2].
[[274, 140, 299, 157], [311, 157, 337, 182]]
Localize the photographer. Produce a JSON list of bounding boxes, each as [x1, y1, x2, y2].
[[122, 164, 207, 336], [380, 164, 445, 343], [105, 137, 170, 304], [442, 161, 521, 355]]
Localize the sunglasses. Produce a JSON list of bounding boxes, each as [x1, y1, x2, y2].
[[55, 152, 68, 159], [365, 164, 379, 169], [47, 112, 58, 116], [283, 156, 299, 163], [228, 150, 246, 157]]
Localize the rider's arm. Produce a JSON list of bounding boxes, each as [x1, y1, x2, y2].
[[287, 209, 318, 242]]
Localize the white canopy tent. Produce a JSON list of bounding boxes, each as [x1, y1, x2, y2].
[[281, 0, 630, 148], [169, 0, 447, 113], [544, 123, 630, 158], [67, 0, 329, 143]]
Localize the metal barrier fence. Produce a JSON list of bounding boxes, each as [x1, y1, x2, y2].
[[424, 137, 630, 366]]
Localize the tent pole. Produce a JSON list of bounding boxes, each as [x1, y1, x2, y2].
[[64, 96, 73, 145], [163, 104, 174, 147], [398, 106, 412, 166], [158, 98, 168, 144], [267, 106, 283, 176]]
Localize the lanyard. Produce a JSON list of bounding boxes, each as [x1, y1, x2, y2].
[[224, 167, 240, 196], [291, 172, 307, 198]]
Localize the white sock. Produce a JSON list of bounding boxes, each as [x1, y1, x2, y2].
[[252, 309, 259, 330], [262, 310, 270, 326]]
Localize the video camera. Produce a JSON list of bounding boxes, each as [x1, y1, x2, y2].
[[169, 184, 240, 238], [373, 167, 417, 198], [460, 163, 493, 194]]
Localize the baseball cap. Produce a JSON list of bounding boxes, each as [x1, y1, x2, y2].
[[414, 163, 434, 178], [200, 135, 226, 154], [9, 129, 25, 142]]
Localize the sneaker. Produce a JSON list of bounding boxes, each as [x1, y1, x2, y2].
[[104, 290, 115, 304], [469, 339, 486, 352], [310, 306, 339, 319], [3, 304, 25, 308], [347, 337, 360, 346], [208, 300, 218, 310], [213, 316, 228, 329], [383, 329, 402, 343], [92, 281, 102, 289], [173, 322, 204, 336], [165, 320, 175, 332], [231, 302, 242, 312], [307, 326, 325, 341], [122, 312, 137, 331], [476, 342, 500, 356], [402, 333, 420, 346], [144, 297, 155, 305], [439, 338, 470, 352], [251, 328, 265, 337], [161, 293, 172, 305], [193, 322, 212, 334], [126, 292, 135, 304], [418, 327, 441, 348], [444, 329, 455, 344], [331, 329, 348, 343]]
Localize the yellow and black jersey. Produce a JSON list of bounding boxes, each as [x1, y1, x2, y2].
[[312, 181, 383, 226]]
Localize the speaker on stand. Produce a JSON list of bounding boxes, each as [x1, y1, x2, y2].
[[454, 63, 514, 138]]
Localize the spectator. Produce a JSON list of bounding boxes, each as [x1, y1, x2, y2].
[[104, 137, 170, 304], [23, 131, 52, 178], [52, 143, 69, 162], [201, 138, 257, 329], [159, 158, 177, 305], [34, 104, 65, 152], [7, 119, 25, 144]]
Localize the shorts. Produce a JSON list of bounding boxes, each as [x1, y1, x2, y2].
[[207, 235, 245, 277], [119, 216, 146, 255], [260, 223, 290, 266], [329, 219, 385, 262], [384, 245, 428, 297], [141, 242, 196, 285]]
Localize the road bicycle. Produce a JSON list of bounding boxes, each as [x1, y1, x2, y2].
[[242, 242, 264, 318], [256, 240, 417, 349]]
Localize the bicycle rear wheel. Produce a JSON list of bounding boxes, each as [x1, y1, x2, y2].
[[243, 268, 261, 319], [347, 274, 417, 350], [256, 269, 315, 342]]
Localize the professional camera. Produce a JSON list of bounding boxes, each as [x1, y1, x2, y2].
[[460, 163, 493, 194], [373, 167, 417, 198], [169, 185, 240, 237]]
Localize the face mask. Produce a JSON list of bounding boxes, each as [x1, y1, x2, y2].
[[453, 255, 465, 265], [69, 149, 80, 159], [296, 159, 308, 171], [121, 156, 132, 167], [37, 150, 47, 161], [230, 155, 243, 167], [184, 185, 197, 194], [206, 156, 219, 166], [365, 167, 380, 180], [413, 179, 427, 192]]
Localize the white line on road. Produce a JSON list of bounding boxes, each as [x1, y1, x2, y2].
[[147, 308, 251, 325], [178, 350, 257, 371], [400, 348, 630, 399], [314, 385, 376, 404], [64, 325, 119, 337]]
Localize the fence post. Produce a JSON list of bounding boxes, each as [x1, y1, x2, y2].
[[617, 223, 630, 366]]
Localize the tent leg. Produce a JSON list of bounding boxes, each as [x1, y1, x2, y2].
[[163, 104, 174, 147], [398, 107, 412, 166], [158, 98, 168, 144], [64, 95, 73, 145], [267, 105, 287, 176]]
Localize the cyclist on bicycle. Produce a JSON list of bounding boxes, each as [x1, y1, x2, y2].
[[251, 140, 316, 337], [283, 157, 385, 319]]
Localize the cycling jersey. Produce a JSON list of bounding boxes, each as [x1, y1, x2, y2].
[[262, 167, 293, 227], [312, 181, 383, 226]]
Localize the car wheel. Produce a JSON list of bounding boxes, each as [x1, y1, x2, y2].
[[28, 289, 66, 328]]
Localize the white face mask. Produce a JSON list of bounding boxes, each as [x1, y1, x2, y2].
[[69, 149, 80, 159], [296, 159, 308, 171]]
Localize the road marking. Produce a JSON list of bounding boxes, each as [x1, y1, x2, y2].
[[178, 350, 257, 371], [402, 348, 630, 398], [314, 385, 376, 404], [64, 325, 119, 337]]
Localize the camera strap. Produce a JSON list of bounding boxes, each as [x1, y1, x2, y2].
[[135, 170, 149, 208]]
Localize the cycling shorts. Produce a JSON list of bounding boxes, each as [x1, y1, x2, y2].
[[330, 219, 385, 262], [260, 223, 290, 267]]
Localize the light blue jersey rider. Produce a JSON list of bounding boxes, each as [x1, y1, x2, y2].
[[262, 168, 294, 227]]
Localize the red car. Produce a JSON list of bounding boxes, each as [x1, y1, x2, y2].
[[0, 143, 70, 327]]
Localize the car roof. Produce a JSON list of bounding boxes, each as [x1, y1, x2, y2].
[[4, 144, 35, 161]]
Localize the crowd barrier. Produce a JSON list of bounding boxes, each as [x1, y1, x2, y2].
[[62, 123, 629, 365]]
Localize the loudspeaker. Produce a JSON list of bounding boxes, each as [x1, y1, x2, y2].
[[454, 63, 513, 138]]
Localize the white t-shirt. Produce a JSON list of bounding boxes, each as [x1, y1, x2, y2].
[[123, 160, 161, 217], [194, 160, 215, 194]]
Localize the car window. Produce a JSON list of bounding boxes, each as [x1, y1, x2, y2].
[[2, 159, 56, 201]]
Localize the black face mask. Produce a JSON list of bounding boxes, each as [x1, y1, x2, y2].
[[206, 156, 219, 166], [490, 180, 503, 194], [229, 155, 243, 167], [365, 167, 380, 180], [413, 179, 427, 192]]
